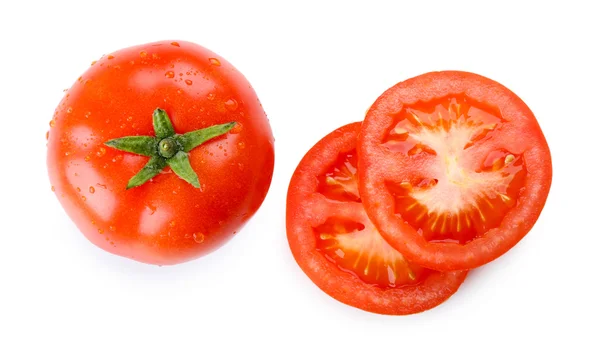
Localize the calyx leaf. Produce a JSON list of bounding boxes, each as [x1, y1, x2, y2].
[[104, 108, 236, 189]]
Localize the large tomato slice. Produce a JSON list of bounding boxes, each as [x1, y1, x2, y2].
[[358, 71, 552, 271], [286, 122, 467, 315]]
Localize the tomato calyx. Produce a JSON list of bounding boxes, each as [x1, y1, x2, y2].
[[105, 108, 236, 189]]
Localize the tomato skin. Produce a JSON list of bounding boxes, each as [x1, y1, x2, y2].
[[358, 71, 552, 271], [287, 123, 467, 315], [47, 40, 274, 265]]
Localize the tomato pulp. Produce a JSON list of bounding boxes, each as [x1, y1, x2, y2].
[[47, 40, 274, 265], [358, 71, 552, 271]]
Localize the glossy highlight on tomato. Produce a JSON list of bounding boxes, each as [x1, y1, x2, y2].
[[47, 40, 274, 265], [287, 122, 467, 315], [358, 71, 552, 271]]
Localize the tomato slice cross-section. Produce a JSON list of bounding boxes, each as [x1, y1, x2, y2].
[[286, 122, 467, 315], [358, 71, 552, 271]]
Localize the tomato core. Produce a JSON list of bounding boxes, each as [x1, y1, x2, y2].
[[383, 97, 526, 244]]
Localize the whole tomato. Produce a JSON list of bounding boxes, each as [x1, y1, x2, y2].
[[47, 40, 274, 265]]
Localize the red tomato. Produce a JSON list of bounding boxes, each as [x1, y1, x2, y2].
[[358, 71, 552, 271], [287, 122, 467, 315], [47, 40, 274, 265]]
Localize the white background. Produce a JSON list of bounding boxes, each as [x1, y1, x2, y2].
[[1, 1, 598, 353]]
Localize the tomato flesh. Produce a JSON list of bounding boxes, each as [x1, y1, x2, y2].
[[315, 150, 428, 288], [316, 151, 361, 203], [383, 97, 526, 244]]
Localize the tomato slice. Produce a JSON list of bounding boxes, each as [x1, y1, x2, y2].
[[286, 122, 467, 315], [358, 71, 552, 271]]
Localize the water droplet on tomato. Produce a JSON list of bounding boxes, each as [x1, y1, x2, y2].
[[238, 141, 245, 149], [224, 99, 238, 111], [76, 187, 81, 192], [107, 55, 114, 59], [97, 183, 107, 189], [65, 151, 71, 156], [49, 120, 56, 128], [96, 147, 106, 157], [91, 60, 97, 66], [84, 155, 91, 162], [165, 71, 175, 78], [230, 122, 243, 134], [46, 131, 50, 140], [207, 93, 215, 100], [193, 233, 205, 244], [66, 107, 73, 114], [85, 111, 91, 119], [98, 228, 104, 234], [169, 221, 176, 227], [171, 42, 180, 47], [112, 154, 123, 163], [208, 58, 221, 66], [126, 116, 133, 122], [152, 53, 159, 59], [185, 79, 193, 85], [109, 225, 116, 232], [89, 186, 95, 194], [51, 186, 55, 192], [140, 51, 147, 58], [81, 196, 87, 202]]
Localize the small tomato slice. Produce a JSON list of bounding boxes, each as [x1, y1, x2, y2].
[[358, 71, 552, 271], [287, 122, 467, 315]]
